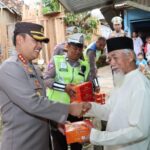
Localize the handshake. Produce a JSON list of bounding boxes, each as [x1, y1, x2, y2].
[[69, 102, 91, 117]]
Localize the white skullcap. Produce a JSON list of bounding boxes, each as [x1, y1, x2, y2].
[[111, 16, 123, 25]]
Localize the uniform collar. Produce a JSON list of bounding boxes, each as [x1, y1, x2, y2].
[[65, 55, 80, 63]]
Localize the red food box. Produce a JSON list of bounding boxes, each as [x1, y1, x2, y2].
[[71, 82, 94, 102], [94, 92, 106, 104], [65, 120, 93, 144]]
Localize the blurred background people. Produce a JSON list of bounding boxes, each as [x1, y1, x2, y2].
[[84, 36, 106, 92], [132, 31, 143, 56], [109, 16, 126, 38]]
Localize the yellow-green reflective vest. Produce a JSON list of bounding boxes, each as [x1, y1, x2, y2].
[[47, 55, 90, 104]]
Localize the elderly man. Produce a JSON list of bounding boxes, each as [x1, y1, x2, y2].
[[109, 16, 126, 38], [0, 22, 90, 150], [83, 37, 150, 150]]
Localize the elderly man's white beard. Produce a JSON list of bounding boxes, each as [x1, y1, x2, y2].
[[113, 71, 125, 87]]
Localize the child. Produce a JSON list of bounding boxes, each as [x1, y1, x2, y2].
[[136, 52, 147, 67], [144, 36, 150, 59]]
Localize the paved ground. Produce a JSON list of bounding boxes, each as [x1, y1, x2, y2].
[[97, 65, 114, 94]]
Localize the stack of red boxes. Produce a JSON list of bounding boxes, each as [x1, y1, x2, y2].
[[70, 81, 106, 104], [65, 120, 93, 144], [71, 82, 94, 102]]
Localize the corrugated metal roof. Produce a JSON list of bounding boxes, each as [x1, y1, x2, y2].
[[59, 0, 150, 12], [116, 0, 150, 6], [115, 0, 150, 11], [58, 0, 113, 13]]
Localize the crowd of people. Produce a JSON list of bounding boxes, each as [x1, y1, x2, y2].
[[0, 15, 150, 150]]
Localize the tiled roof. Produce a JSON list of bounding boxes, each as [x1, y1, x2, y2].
[[0, 0, 23, 15]]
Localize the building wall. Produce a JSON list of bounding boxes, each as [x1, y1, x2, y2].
[[124, 8, 150, 36], [0, 8, 20, 59]]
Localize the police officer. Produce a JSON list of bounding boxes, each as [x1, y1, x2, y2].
[[109, 16, 126, 38], [44, 33, 90, 150], [52, 33, 85, 60], [84, 36, 106, 92], [0, 22, 90, 150]]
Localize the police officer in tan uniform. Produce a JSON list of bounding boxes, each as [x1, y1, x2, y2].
[[109, 16, 126, 38]]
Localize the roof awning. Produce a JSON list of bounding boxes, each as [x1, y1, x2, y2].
[[115, 0, 150, 12], [58, 0, 113, 13]]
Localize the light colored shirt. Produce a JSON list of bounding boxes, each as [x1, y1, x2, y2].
[[147, 44, 150, 54], [109, 30, 125, 38], [86, 69, 150, 150], [133, 37, 143, 56], [146, 44, 150, 60]]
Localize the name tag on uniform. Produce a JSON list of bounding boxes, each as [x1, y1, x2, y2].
[[59, 62, 68, 71]]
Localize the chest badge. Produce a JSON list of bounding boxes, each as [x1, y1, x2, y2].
[[60, 62, 68, 71]]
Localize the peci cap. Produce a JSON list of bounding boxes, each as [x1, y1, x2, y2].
[[14, 22, 49, 43], [111, 16, 123, 25], [107, 37, 133, 53], [67, 33, 84, 47]]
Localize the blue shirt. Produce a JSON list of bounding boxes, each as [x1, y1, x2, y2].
[[136, 59, 147, 66]]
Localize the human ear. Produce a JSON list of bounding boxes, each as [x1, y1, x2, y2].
[[128, 51, 135, 62]]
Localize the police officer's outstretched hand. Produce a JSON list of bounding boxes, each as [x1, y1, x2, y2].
[[65, 84, 76, 97]]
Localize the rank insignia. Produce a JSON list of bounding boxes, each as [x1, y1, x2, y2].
[[34, 80, 41, 88]]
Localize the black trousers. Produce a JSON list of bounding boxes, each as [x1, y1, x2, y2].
[[51, 115, 83, 150]]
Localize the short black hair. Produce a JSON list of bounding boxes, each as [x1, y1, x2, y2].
[[146, 35, 150, 39], [137, 52, 144, 56], [97, 36, 106, 42]]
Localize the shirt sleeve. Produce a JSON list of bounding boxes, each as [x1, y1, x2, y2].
[[43, 59, 56, 88], [139, 37, 143, 47], [85, 101, 111, 121], [90, 88, 150, 146], [53, 46, 63, 56], [0, 62, 68, 123]]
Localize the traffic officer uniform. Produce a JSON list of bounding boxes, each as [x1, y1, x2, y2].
[[109, 16, 126, 38], [0, 22, 69, 150], [44, 34, 90, 150]]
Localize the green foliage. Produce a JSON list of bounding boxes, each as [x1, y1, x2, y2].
[[64, 13, 99, 41], [42, 0, 60, 14]]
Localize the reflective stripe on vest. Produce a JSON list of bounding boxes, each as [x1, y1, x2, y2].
[[47, 55, 89, 104]]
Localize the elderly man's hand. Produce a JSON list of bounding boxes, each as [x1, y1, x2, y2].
[[69, 102, 92, 117], [81, 121, 93, 143], [82, 135, 90, 143]]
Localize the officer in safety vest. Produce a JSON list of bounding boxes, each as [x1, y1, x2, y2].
[[84, 36, 106, 92], [44, 33, 90, 150], [109, 16, 126, 38]]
